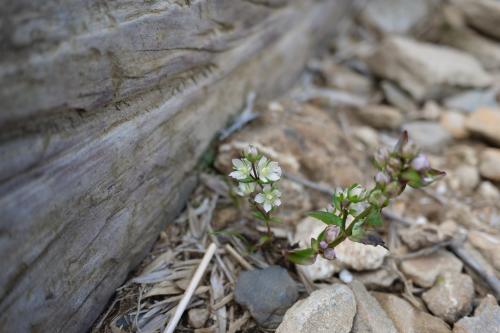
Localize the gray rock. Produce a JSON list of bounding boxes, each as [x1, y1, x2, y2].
[[400, 250, 463, 288], [451, 165, 480, 192], [422, 272, 474, 323], [465, 107, 500, 146], [352, 267, 399, 289], [453, 294, 500, 333], [452, 0, 500, 40], [373, 292, 452, 333], [403, 121, 453, 153], [398, 224, 449, 251], [350, 280, 398, 333], [468, 230, 500, 271], [479, 148, 500, 182], [357, 105, 403, 129], [235, 266, 298, 328], [367, 37, 492, 102], [276, 284, 356, 333], [443, 89, 498, 113]]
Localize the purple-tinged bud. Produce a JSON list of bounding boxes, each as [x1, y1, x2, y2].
[[411, 153, 430, 171], [374, 148, 389, 168], [323, 248, 336, 260], [319, 240, 328, 249], [375, 171, 390, 185], [385, 181, 403, 198], [325, 226, 340, 243], [401, 139, 419, 159]]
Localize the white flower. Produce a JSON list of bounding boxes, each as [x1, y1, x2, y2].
[[237, 182, 256, 196], [229, 158, 253, 180], [254, 185, 281, 212], [244, 145, 259, 160], [256, 157, 282, 182]]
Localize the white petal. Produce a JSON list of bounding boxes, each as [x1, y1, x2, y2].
[[268, 173, 280, 181], [233, 159, 244, 168], [255, 193, 265, 203], [273, 199, 281, 207], [257, 156, 267, 169], [272, 189, 281, 197], [263, 202, 272, 212]]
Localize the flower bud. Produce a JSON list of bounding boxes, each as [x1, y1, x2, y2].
[[348, 185, 366, 203], [411, 153, 430, 171], [401, 140, 419, 160], [385, 181, 403, 198], [319, 240, 328, 249], [368, 189, 387, 207], [325, 226, 339, 243], [244, 145, 260, 162], [375, 171, 390, 186], [374, 148, 389, 169], [323, 247, 336, 260]]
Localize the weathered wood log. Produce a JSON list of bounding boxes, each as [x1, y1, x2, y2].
[[0, 1, 351, 331]]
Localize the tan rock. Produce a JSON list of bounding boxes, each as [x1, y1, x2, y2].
[[440, 111, 468, 139], [466, 108, 500, 147], [479, 148, 500, 181], [422, 272, 474, 323], [398, 223, 449, 251], [350, 280, 398, 333], [276, 284, 356, 333], [188, 308, 209, 329], [367, 36, 492, 102], [400, 250, 463, 287], [451, 165, 480, 192], [357, 105, 403, 130], [373, 292, 452, 333], [352, 266, 398, 289], [452, 0, 500, 40], [453, 293, 500, 333], [478, 181, 500, 201]]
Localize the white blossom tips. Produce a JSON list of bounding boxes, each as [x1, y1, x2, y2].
[[255, 185, 282, 212], [229, 158, 253, 180]]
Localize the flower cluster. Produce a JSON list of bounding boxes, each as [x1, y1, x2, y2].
[[288, 131, 445, 265], [229, 146, 282, 213]]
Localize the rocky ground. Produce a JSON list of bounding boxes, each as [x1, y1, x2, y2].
[[93, 1, 500, 332]]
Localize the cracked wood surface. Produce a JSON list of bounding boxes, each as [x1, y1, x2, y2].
[[0, 0, 351, 332]]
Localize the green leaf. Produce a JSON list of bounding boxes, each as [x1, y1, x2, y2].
[[401, 169, 423, 188], [253, 211, 268, 221], [307, 211, 343, 226], [366, 208, 383, 227], [288, 248, 317, 265], [317, 229, 326, 242], [256, 235, 272, 247], [349, 221, 366, 242], [269, 216, 283, 224], [311, 238, 319, 252]]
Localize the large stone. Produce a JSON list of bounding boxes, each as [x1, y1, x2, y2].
[[352, 266, 399, 289], [422, 272, 474, 323], [350, 280, 398, 333], [276, 284, 356, 333], [453, 294, 500, 333], [479, 148, 500, 181], [465, 107, 500, 146], [367, 37, 492, 102], [403, 121, 453, 153], [443, 89, 498, 114], [400, 250, 463, 288], [234, 266, 299, 328], [449, 165, 480, 192], [373, 292, 452, 333], [398, 223, 449, 251]]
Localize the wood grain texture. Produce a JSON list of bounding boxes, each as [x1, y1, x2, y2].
[[0, 0, 351, 331]]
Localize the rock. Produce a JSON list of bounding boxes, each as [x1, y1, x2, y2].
[[234, 266, 298, 328], [441, 26, 500, 70], [317, 62, 373, 96], [373, 292, 452, 333], [335, 238, 389, 272], [398, 224, 450, 251], [400, 250, 463, 287], [440, 111, 468, 139], [188, 308, 210, 329], [422, 272, 474, 323], [420, 101, 443, 121], [339, 269, 353, 283], [453, 293, 500, 333], [478, 181, 500, 201], [381, 80, 417, 113], [294, 217, 338, 281], [367, 37, 492, 102], [451, 165, 480, 192], [468, 230, 500, 271], [350, 280, 398, 333], [403, 121, 452, 153], [444, 89, 498, 113], [465, 107, 500, 146], [278, 179, 313, 224], [479, 148, 500, 181], [452, 0, 500, 40], [276, 284, 356, 333], [357, 105, 403, 129], [360, 0, 441, 35], [352, 266, 399, 289]]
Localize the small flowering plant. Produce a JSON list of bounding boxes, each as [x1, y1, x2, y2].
[[229, 146, 283, 243], [228, 131, 445, 264]]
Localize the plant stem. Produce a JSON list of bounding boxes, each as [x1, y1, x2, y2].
[[327, 206, 372, 248]]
